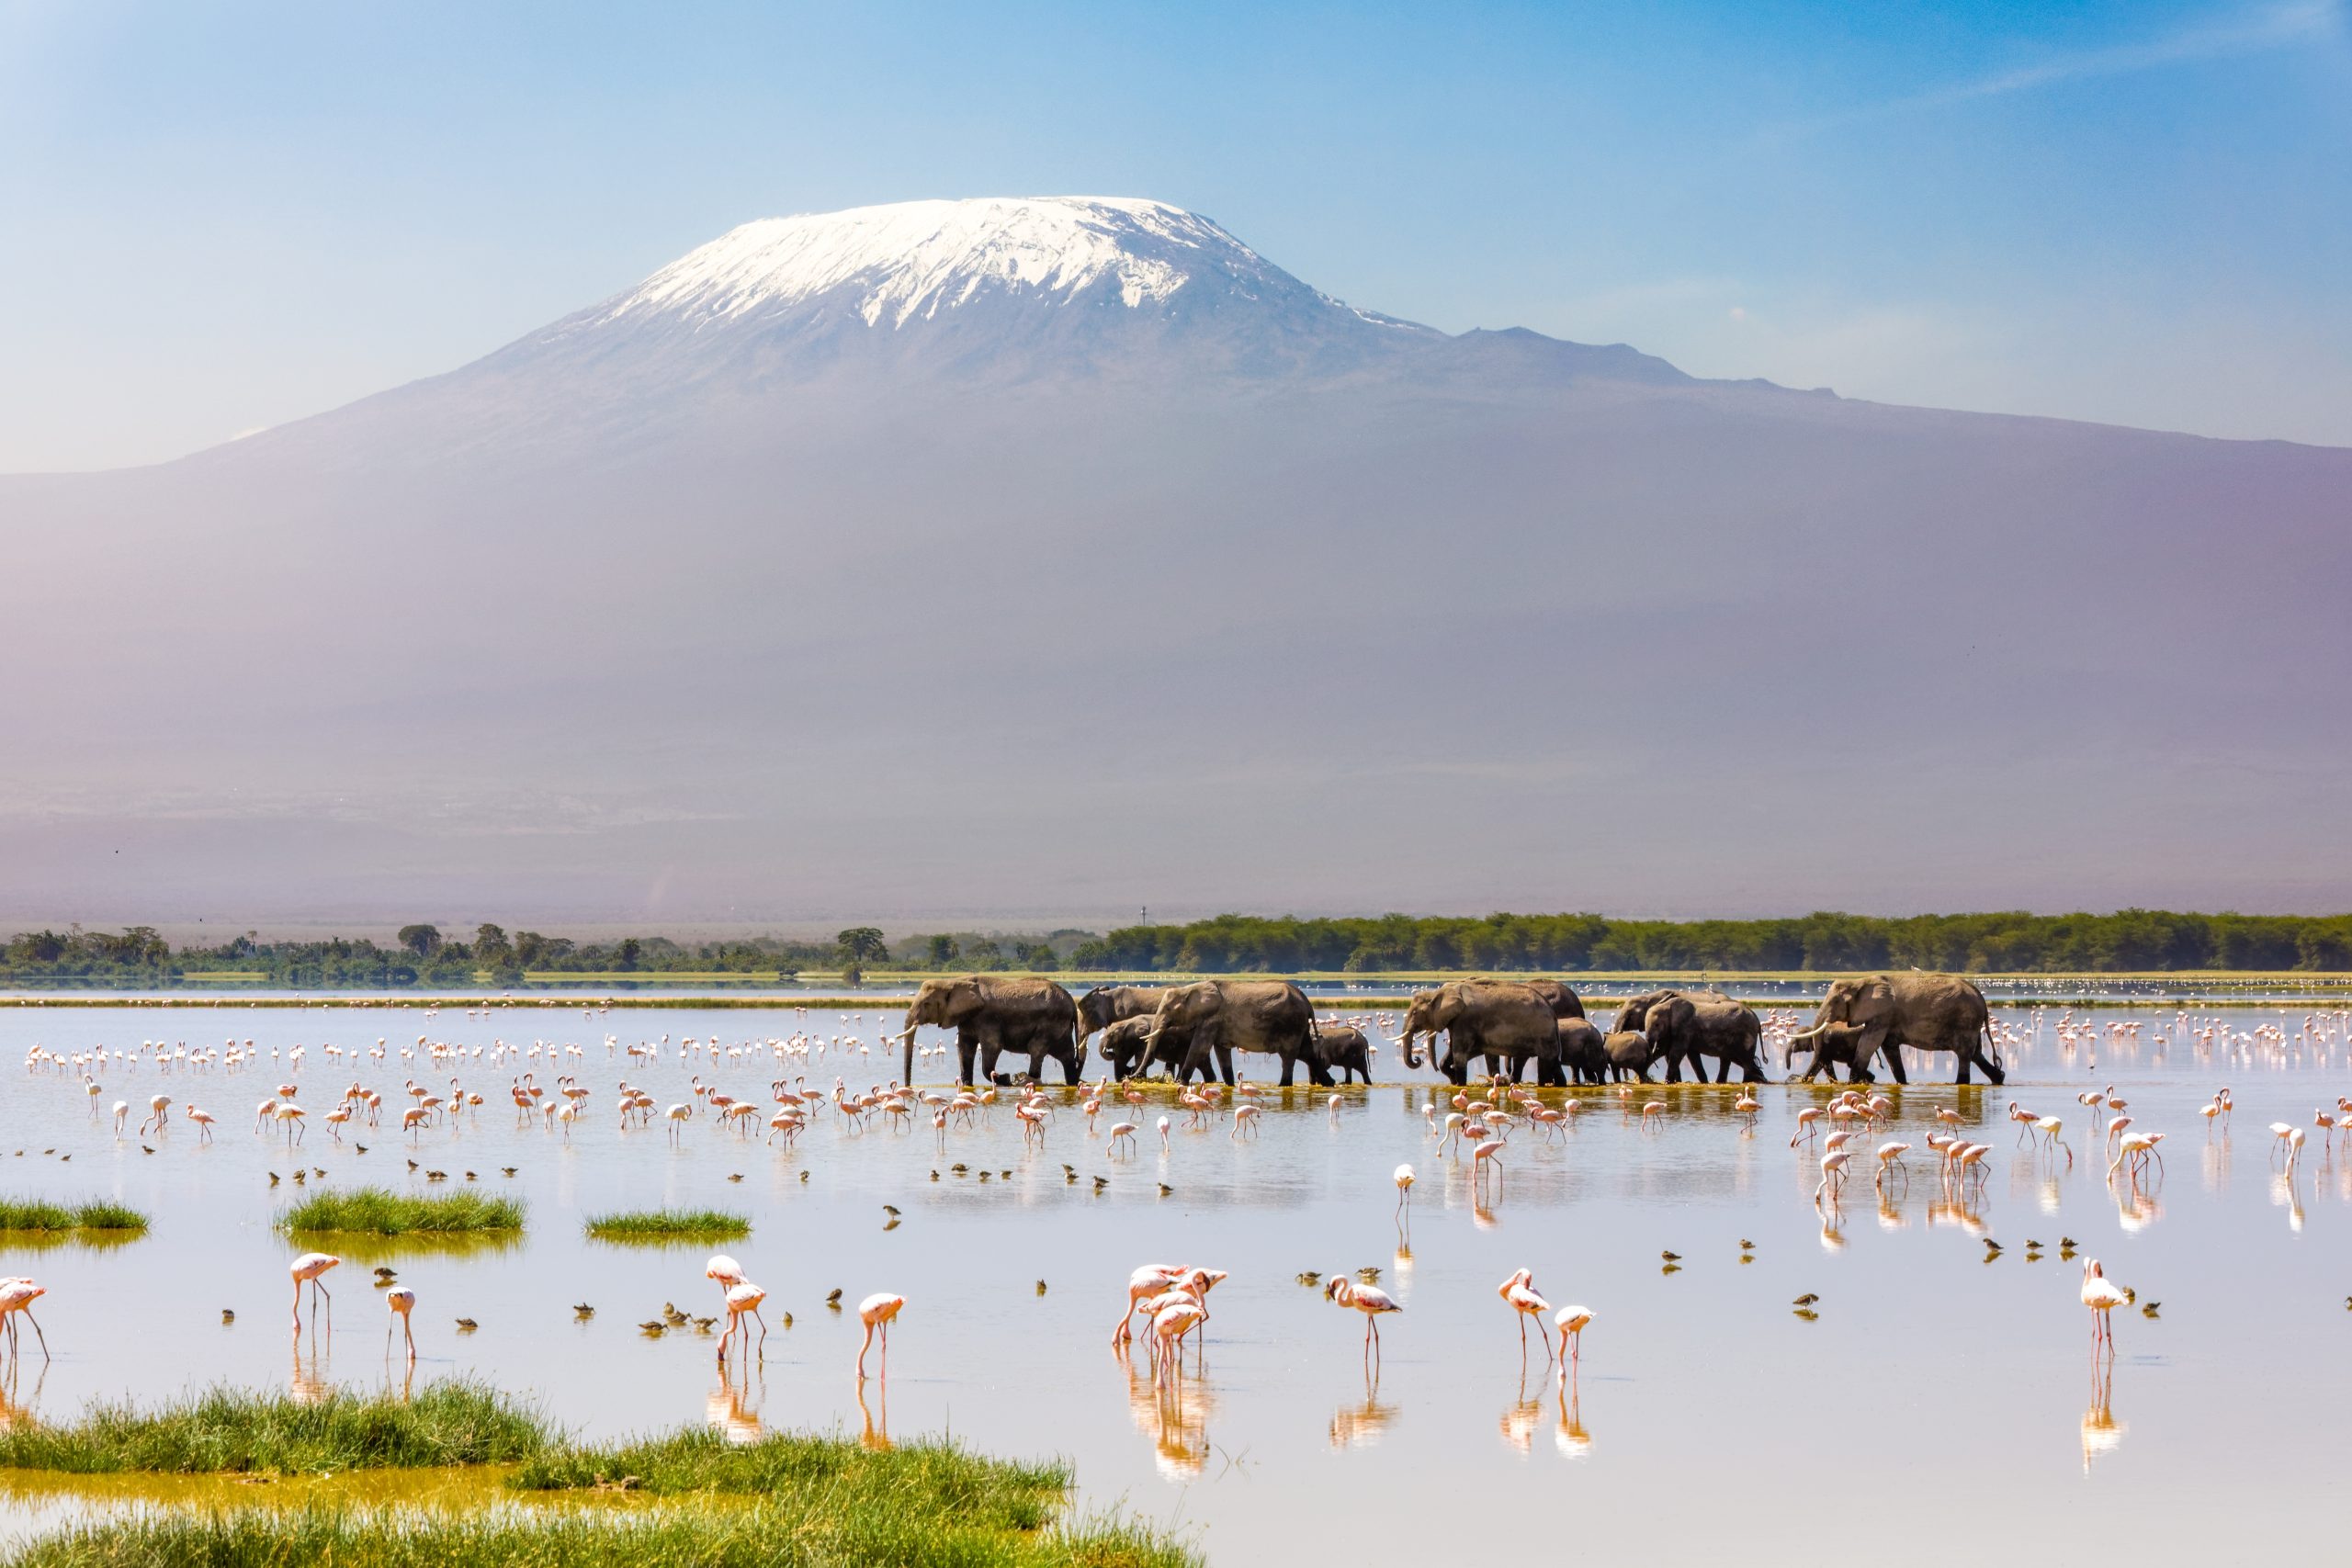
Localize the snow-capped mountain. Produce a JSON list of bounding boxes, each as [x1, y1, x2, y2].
[[1, 197, 2345, 923], [587, 197, 1401, 333]]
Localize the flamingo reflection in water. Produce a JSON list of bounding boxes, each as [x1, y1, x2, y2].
[[2080, 1357, 2124, 1476]]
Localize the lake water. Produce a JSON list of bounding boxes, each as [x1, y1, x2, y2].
[[1, 1002, 2346, 1564]]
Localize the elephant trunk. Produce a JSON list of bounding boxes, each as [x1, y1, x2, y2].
[[1399, 1029, 1422, 1071]]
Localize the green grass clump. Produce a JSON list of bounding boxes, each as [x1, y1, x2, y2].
[[0, 1382, 546, 1476], [277, 1188, 524, 1236], [582, 1209, 749, 1244], [0, 1502, 1197, 1568], [0, 1198, 150, 1234]]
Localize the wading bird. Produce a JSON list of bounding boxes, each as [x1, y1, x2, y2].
[[289, 1252, 341, 1332], [856, 1292, 904, 1379]]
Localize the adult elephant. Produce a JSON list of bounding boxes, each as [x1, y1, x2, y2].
[[1145, 980, 1321, 1086], [1784, 973, 2003, 1085], [1076, 986, 1169, 1050], [1521, 979, 1587, 1021], [1399, 981, 1562, 1085], [1612, 988, 1770, 1083], [896, 976, 1083, 1087]]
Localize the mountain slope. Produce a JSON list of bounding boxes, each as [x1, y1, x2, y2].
[[1, 197, 2346, 923]]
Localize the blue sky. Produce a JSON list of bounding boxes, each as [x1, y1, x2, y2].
[[2, 0, 2346, 468]]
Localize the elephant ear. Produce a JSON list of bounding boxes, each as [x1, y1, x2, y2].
[[1854, 979, 1895, 1019]]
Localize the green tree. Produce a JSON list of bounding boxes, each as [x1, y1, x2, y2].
[[926, 933, 960, 965], [836, 927, 888, 965], [397, 924, 443, 958]]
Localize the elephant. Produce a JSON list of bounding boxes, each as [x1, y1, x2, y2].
[[1785, 1021, 1873, 1080], [1399, 981, 1563, 1085], [896, 975, 1083, 1087], [1076, 986, 1170, 1048], [1097, 1015, 1186, 1079], [1145, 980, 1322, 1086], [1611, 988, 1770, 1082], [1600, 1030, 1659, 1082], [1308, 1024, 1374, 1084], [1784, 973, 2003, 1085], [1555, 1019, 1608, 1083], [1521, 979, 1587, 1021]]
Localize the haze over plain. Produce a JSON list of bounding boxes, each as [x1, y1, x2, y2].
[[2, 4, 2346, 928]]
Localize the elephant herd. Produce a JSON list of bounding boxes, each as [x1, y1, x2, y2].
[[895, 971, 2006, 1089]]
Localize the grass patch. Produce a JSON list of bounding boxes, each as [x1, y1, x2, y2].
[[278, 1188, 524, 1237], [582, 1209, 750, 1244], [0, 1198, 149, 1234], [0, 1382, 545, 1475], [0, 1502, 1196, 1568], [0, 1389, 1195, 1568]]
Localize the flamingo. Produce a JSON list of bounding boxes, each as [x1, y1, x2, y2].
[[1553, 1303, 1594, 1378], [185, 1105, 216, 1143], [1108, 1121, 1138, 1155], [385, 1286, 417, 1360], [1790, 1106, 1823, 1147], [1114, 1264, 1193, 1345], [1326, 1274, 1402, 1365], [1158, 1115, 1171, 1151], [1472, 1135, 1506, 1193], [1499, 1268, 1553, 1365], [141, 1094, 171, 1134], [1393, 1164, 1415, 1227], [856, 1292, 905, 1379], [719, 1280, 769, 1364], [2080, 1258, 2129, 1355], [0, 1278, 50, 1361], [1814, 1148, 1851, 1205], [1873, 1140, 1910, 1191], [1149, 1300, 1205, 1385], [706, 1254, 746, 1314], [289, 1251, 341, 1331]]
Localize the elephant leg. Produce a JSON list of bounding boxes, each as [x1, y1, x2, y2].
[[1953, 1051, 1973, 1085], [1714, 1056, 1732, 1084], [1275, 1051, 1295, 1088], [956, 1032, 979, 1088]]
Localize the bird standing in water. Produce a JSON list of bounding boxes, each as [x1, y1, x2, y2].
[[289, 1252, 340, 1333], [385, 1287, 417, 1361], [857, 1292, 905, 1379]]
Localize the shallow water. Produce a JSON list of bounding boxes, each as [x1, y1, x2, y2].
[[1, 1003, 2347, 1565]]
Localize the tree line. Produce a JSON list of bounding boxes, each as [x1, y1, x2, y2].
[[6, 909, 2349, 988], [1055, 909, 2352, 975]]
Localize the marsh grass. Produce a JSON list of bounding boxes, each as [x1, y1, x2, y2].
[[0, 1393, 1195, 1567], [582, 1209, 749, 1244], [0, 1198, 149, 1234], [0, 1501, 1197, 1568], [0, 1382, 545, 1475], [277, 1188, 524, 1236]]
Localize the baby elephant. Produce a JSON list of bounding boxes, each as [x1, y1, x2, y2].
[[1601, 1031, 1658, 1083], [1787, 1021, 1874, 1082], [1098, 1017, 1185, 1080], [1309, 1025, 1373, 1084], [1555, 1019, 1608, 1084]]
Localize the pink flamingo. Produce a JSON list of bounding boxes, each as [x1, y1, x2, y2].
[[1499, 1268, 1552, 1365], [1553, 1303, 1594, 1379], [719, 1280, 768, 1364], [289, 1251, 341, 1331], [1325, 1274, 1402, 1366], [385, 1286, 417, 1360], [857, 1292, 905, 1379], [2080, 1258, 2129, 1356]]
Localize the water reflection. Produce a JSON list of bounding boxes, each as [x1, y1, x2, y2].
[[288, 1334, 334, 1405], [706, 1374, 763, 1445], [2080, 1359, 2125, 1476], [1119, 1345, 1214, 1479], [1328, 1378, 1396, 1450], [1553, 1384, 1591, 1460], [0, 1361, 44, 1432], [854, 1379, 889, 1452]]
